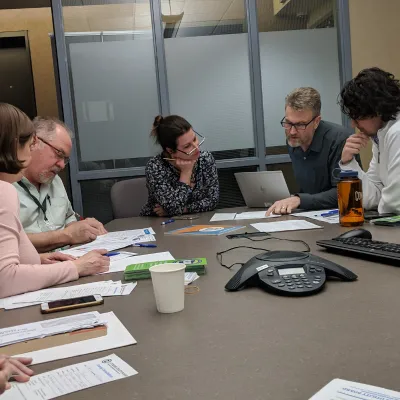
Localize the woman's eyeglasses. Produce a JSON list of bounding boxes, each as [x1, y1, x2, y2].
[[176, 131, 206, 156]]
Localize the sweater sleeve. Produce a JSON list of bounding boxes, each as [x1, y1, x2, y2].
[[0, 184, 78, 298], [186, 153, 219, 213], [339, 142, 383, 211], [145, 159, 193, 216]]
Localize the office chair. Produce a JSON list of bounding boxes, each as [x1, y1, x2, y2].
[[110, 178, 148, 218]]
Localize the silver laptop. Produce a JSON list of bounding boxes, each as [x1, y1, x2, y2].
[[235, 171, 290, 208]]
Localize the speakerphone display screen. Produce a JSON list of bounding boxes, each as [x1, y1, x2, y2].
[[278, 267, 305, 276]]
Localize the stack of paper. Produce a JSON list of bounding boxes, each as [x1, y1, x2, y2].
[[60, 228, 156, 257], [185, 272, 200, 285], [210, 211, 281, 222], [309, 378, 400, 399], [0, 312, 107, 348], [16, 312, 136, 365], [1, 280, 137, 310], [2, 354, 137, 400], [251, 219, 322, 233], [291, 209, 339, 224], [124, 258, 207, 281]]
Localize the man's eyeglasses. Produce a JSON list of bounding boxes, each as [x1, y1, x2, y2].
[[37, 137, 70, 165], [280, 115, 318, 131], [176, 131, 206, 156]]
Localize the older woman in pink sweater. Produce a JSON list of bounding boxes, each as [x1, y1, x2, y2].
[[0, 103, 110, 298]]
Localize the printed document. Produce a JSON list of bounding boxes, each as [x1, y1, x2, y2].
[[309, 378, 400, 400], [235, 211, 280, 220], [60, 228, 156, 257], [292, 209, 339, 224], [0, 311, 106, 347], [16, 312, 136, 365], [2, 353, 137, 400], [2, 281, 137, 310], [210, 211, 281, 222], [210, 213, 237, 222], [252, 219, 322, 233], [185, 272, 200, 285]]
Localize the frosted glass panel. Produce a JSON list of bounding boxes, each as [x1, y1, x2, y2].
[[69, 40, 159, 163], [165, 34, 255, 153], [260, 28, 342, 147]]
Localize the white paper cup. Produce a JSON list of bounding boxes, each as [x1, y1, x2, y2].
[[149, 263, 186, 313]]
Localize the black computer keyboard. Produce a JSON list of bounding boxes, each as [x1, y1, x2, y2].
[[316, 237, 400, 263]]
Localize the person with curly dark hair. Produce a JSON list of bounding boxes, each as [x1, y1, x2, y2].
[[339, 67, 400, 213]]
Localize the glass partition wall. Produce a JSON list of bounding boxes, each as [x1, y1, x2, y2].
[[51, 0, 351, 222]]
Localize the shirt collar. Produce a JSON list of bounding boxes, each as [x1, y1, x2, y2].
[[308, 122, 326, 153], [20, 176, 50, 197], [288, 121, 326, 154]]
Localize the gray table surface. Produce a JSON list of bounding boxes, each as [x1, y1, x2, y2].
[[2, 208, 400, 399]]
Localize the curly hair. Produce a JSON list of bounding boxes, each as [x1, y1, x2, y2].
[[339, 67, 400, 122]]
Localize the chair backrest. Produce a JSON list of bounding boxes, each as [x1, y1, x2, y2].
[[110, 177, 148, 218]]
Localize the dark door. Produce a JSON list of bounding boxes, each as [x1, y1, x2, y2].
[[0, 31, 36, 119]]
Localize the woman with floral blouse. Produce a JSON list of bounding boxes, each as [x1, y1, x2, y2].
[[140, 115, 219, 217]]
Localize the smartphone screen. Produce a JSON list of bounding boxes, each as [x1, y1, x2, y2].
[[48, 295, 97, 309]]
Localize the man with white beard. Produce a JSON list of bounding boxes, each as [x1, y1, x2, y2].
[[15, 117, 106, 252]]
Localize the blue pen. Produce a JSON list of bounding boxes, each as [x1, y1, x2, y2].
[[133, 243, 157, 248], [320, 210, 339, 217], [105, 252, 120, 257], [161, 219, 175, 226]]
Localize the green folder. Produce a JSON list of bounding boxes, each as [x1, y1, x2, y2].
[[370, 215, 400, 226], [124, 258, 207, 281]]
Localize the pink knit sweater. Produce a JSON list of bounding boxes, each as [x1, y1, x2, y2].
[[0, 181, 78, 298]]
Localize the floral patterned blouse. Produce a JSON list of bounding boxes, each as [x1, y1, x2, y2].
[[140, 151, 219, 217]]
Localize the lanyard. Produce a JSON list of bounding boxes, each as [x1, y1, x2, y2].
[[17, 181, 49, 221]]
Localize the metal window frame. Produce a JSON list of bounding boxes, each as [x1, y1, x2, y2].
[[51, 0, 83, 213], [50, 0, 352, 214], [336, 0, 353, 128]]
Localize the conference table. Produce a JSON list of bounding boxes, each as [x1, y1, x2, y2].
[[2, 208, 400, 399]]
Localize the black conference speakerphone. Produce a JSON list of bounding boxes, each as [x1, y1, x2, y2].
[[225, 251, 357, 296]]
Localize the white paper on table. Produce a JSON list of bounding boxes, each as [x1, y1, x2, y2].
[[121, 251, 175, 265], [15, 312, 136, 365], [0, 311, 106, 347], [210, 213, 237, 222], [3, 281, 136, 310], [104, 282, 137, 296], [235, 211, 281, 220], [185, 272, 200, 285], [309, 378, 400, 400], [2, 353, 138, 400], [60, 228, 156, 256], [104, 257, 140, 275], [107, 252, 137, 262], [2, 281, 112, 309], [132, 234, 156, 243], [102, 252, 175, 275], [291, 209, 339, 224], [251, 219, 322, 233]]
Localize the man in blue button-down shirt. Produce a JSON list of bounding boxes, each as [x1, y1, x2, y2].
[[267, 87, 358, 215]]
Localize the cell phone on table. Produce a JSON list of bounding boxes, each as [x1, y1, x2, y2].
[[40, 294, 104, 314]]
